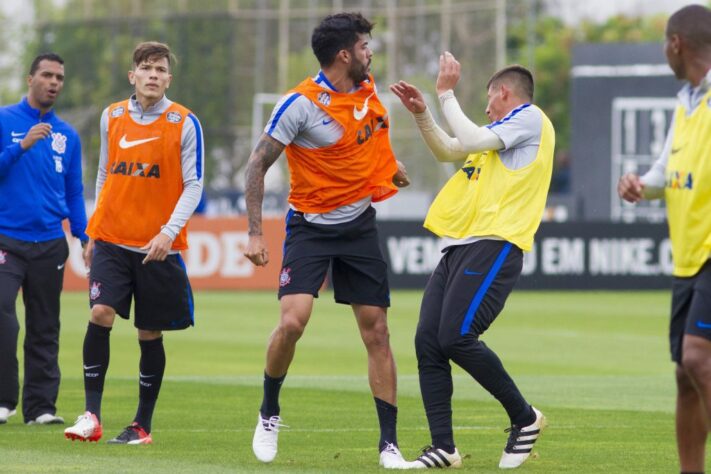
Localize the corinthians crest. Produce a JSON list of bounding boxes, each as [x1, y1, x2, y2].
[[51, 132, 67, 154], [90, 281, 101, 300]]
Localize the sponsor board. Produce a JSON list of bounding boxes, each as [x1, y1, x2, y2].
[[63, 220, 672, 291], [378, 221, 672, 290], [62, 216, 286, 291]]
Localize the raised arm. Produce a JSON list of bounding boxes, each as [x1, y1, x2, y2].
[[436, 52, 504, 153], [390, 80, 468, 162], [243, 133, 285, 266]]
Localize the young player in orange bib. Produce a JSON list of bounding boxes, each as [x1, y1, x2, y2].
[[64, 41, 204, 445]]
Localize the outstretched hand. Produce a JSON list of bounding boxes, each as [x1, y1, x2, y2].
[[436, 51, 461, 95], [389, 81, 427, 114]]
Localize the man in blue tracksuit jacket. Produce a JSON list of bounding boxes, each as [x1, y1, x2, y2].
[[0, 53, 88, 425]]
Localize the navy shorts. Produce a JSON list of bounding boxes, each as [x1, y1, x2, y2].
[[669, 260, 711, 363], [277, 206, 390, 307], [418, 240, 523, 346], [89, 240, 194, 330]]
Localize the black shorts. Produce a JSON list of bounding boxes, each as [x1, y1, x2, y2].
[[89, 240, 194, 331], [419, 240, 522, 346], [669, 260, 711, 363], [277, 206, 390, 307]]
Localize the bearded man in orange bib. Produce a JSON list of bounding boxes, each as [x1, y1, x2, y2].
[[64, 41, 204, 445], [244, 12, 410, 469]]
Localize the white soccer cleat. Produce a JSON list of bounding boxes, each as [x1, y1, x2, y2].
[[499, 406, 546, 469], [409, 446, 462, 469], [379, 442, 411, 469], [27, 413, 65, 425], [252, 414, 287, 463], [0, 407, 16, 424], [64, 411, 102, 442]]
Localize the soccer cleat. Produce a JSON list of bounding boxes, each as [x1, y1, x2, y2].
[[0, 407, 16, 424], [409, 446, 462, 469], [252, 414, 287, 463], [379, 442, 410, 469], [107, 422, 153, 445], [27, 413, 65, 425], [499, 406, 546, 469], [64, 412, 102, 442]]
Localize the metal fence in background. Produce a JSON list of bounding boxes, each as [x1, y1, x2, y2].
[[30, 0, 505, 212]]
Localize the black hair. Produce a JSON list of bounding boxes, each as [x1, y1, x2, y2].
[[311, 12, 374, 67], [29, 53, 64, 75], [487, 65, 534, 101], [666, 5, 711, 52]]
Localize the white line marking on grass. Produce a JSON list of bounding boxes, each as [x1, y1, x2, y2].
[[3, 426, 496, 435]]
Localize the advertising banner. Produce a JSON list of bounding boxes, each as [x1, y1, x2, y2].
[[378, 221, 672, 290], [63, 216, 286, 291], [64, 219, 672, 291]]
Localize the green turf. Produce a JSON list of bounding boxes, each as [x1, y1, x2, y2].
[[0, 290, 693, 472]]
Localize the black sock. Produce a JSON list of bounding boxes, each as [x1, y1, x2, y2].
[[134, 337, 165, 434], [374, 397, 398, 452], [512, 404, 536, 427], [260, 372, 286, 418], [83, 322, 111, 421], [432, 432, 456, 454]]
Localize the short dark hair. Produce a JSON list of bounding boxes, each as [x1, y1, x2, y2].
[[487, 65, 534, 101], [29, 53, 64, 76], [133, 41, 174, 68], [667, 5, 711, 52], [311, 12, 374, 67]]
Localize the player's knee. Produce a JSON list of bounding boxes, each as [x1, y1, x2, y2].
[[0, 294, 18, 319], [675, 365, 696, 395], [414, 326, 430, 352], [0, 310, 19, 333], [90, 304, 115, 327], [438, 332, 480, 357], [681, 349, 711, 383], [277, 315, 307, 340], [362, 323, 390, 349]]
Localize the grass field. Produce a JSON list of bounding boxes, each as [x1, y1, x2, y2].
[[0, 290, 691, 472]]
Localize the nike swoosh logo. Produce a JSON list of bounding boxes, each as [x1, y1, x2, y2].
[[119, 135, 160, 149], [83, 364, 101, 370], [671, 147, 683, 154], [696, 321, 711, 330], [11, 131, 25, 137], [322, 118, 335, 125], [353, 92, 375, 121], [57, 263, 65, 270], [464, 269, 482, 276], [139, 372, 156, 378]]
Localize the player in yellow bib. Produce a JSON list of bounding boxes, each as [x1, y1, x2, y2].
[[618, 5, 711, 472], [391, 54, 553, 469]]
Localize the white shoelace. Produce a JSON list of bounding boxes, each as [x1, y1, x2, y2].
[[261, 415, 288, 432], [382, 442, 400, 455]]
